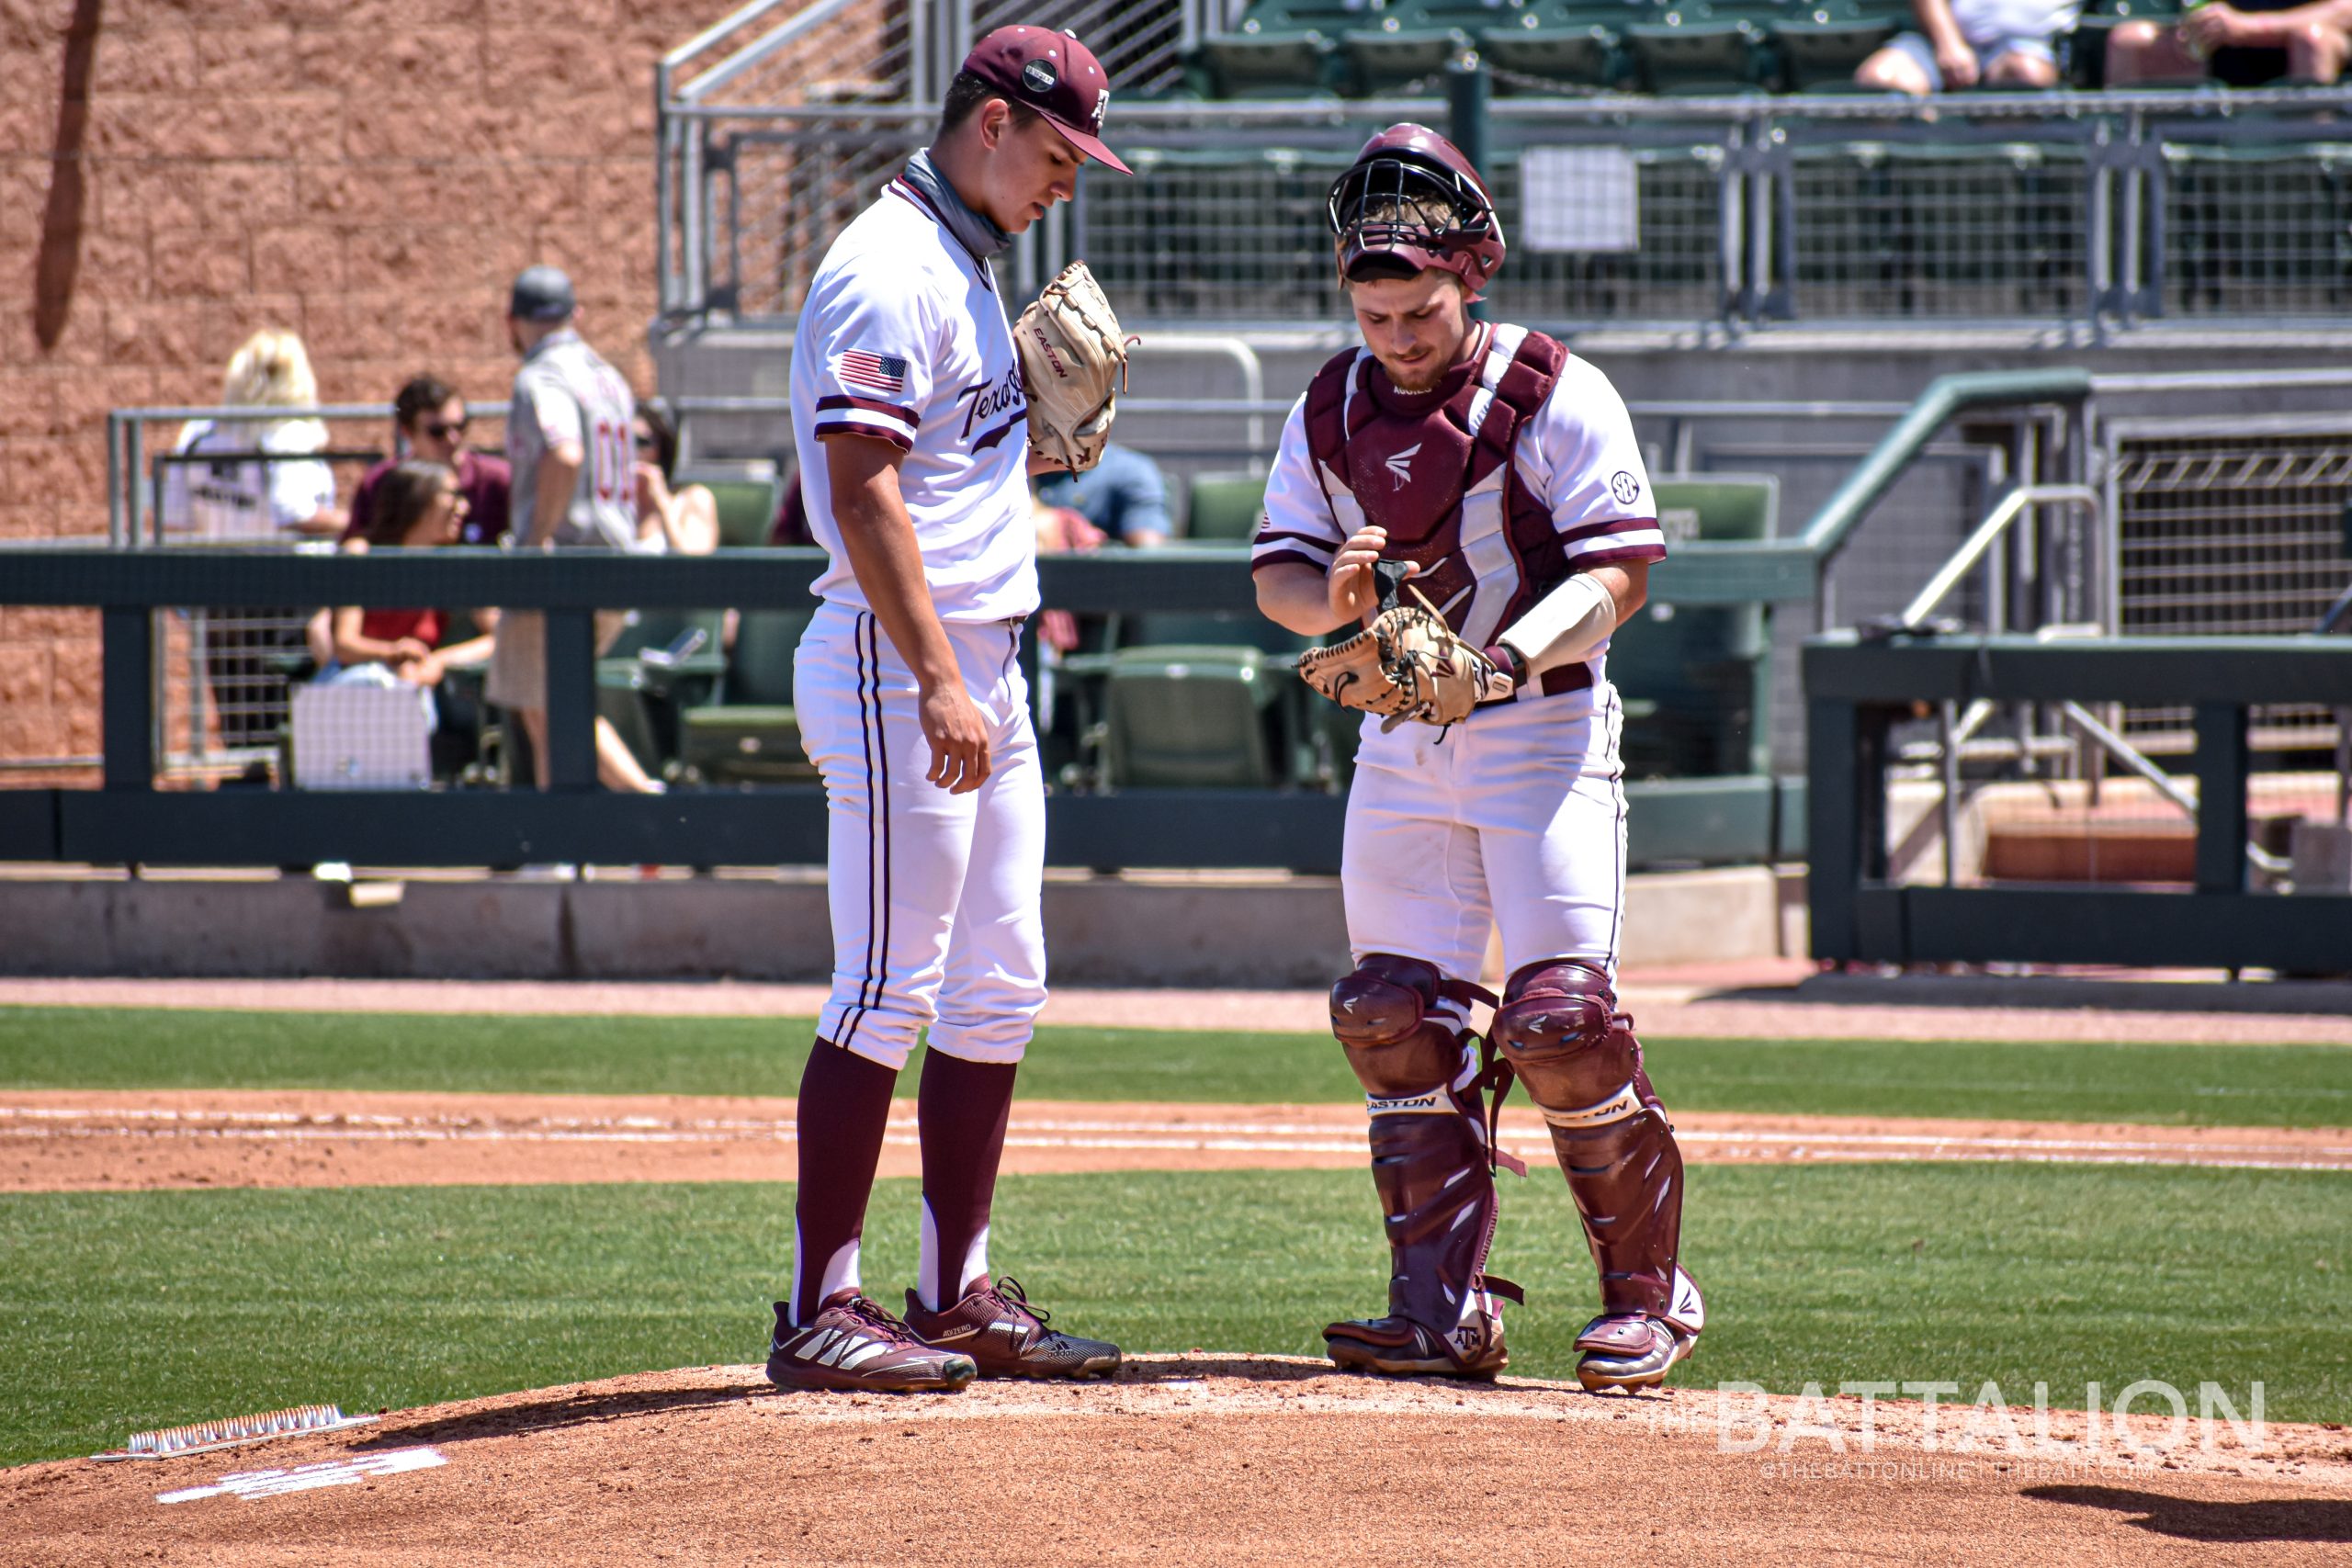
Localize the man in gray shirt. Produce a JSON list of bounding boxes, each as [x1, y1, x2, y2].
[[487, 265, 662, 792]]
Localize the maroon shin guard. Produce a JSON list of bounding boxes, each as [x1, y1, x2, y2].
[[790, 1037, 900, 1325], [915, 1049, 1019, 1307], [1548, 1035, 1684, 1316], [1331, 955, 1508, 1345], [1492, 964, 1687, 1319]]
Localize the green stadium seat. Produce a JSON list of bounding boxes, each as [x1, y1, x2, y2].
[[1770, 0, 1900, 87], [597, 608, 728, 773], [1482, 0, 1644, 88], [1624, 0, 1779, 93], [1342, 0, 1527, 92], [1193, 0, 1369, 96], [1102, 645, 1283, 788], [678, 608, 819, 785], [1183, 470, 1269, 541], [1609, 473, 1777, 778], [712, 481, 785, 550]]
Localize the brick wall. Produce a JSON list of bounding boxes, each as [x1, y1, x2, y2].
[[0, 0, 737, 765]]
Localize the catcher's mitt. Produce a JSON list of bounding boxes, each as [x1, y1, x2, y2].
[[1297, 595, 1515, 730], [1015, 261, 1128, 473]]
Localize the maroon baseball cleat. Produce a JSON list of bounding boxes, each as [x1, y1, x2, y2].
[[1325, 1286, 1510, 1379], [764, 1293, 978, 1393], [901, 1276, 1122, 1381], [1573, 1267, 1705, 1393]]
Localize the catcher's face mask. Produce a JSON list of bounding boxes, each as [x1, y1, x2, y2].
[[1328, 126, 1507, 301]]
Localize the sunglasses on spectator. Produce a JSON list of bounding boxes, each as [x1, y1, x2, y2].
[[633, 432, 657, 451], [423, 419, 469, 439]]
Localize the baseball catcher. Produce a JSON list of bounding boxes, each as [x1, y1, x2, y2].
[[1016, 260, 1128, 472], [1253, 125, 1704, 1393]]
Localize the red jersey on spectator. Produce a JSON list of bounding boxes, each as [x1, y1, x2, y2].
[[357, 607, 447, 649], [345, 449, 513, 546]]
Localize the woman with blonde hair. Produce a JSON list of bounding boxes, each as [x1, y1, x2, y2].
[[162, 329, 345, 758], [164, 330, 342, 542]]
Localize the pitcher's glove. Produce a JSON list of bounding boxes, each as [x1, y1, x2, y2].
[[1015, 261, 1128, 473], [1297, 601, 1516, 730]]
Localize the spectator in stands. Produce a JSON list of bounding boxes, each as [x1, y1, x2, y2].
[[345, 374, 512, 547], [1035, 441, 1172, 547], [2106, 0, 2346, 84], [162, 329, 344, 759], [163, 329, 343, 542], [631, 400, 720, 555], [328, 460, 496, 686], [1853, 0, 2078, 91], [488, 264, 664, 795]]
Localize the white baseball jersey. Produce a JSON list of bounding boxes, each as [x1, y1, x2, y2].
[[790, 175, 1037, 623], [161, 419, 336, 540], [1258, 336, 1663, 982], [1254, 346, 1666, 709], [508, 328, 639, 552]]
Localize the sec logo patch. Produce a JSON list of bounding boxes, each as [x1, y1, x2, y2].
[[1610, 470, 1642, 506]]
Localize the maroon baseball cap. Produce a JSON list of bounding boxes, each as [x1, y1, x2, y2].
[[961, 26, 1131, 175]]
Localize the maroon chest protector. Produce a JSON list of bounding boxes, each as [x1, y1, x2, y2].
[[1303, 325, 1571, 643]]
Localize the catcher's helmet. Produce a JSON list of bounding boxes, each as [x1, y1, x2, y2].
[[1328, 124, 1506, 301]]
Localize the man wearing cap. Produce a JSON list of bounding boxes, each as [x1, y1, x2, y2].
[[1250, 126, 1705, 1393], [762, 28, 1134, 1395], [488, 265, 663, 794]]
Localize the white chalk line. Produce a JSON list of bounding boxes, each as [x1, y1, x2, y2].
[[1, 1105, 2346, 1170]]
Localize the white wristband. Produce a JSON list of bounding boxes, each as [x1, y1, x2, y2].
[[1498, 572, 1619, 678]]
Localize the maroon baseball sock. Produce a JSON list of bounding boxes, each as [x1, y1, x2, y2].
[[788, 1037, 900, 1326], [914, 1049, 1020, 1312]]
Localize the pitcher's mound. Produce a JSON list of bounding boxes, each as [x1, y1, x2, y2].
[[8, 1356, 2347, 1566]]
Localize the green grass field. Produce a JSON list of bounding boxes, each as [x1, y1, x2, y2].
[[3, 1007, 2347, 1126], [2, 1165, 2343, 1466], [0, 1005, 2344, 1467]]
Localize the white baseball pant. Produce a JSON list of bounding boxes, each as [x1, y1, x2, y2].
[[796, 600, 1047, 1069], [1341, 685, 1629, 982]]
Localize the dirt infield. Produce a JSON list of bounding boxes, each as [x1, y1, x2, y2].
[[6, 1089, 2349, 1192], [7, 1360, 2348, 1566], [6, 976, 2346, 1561]]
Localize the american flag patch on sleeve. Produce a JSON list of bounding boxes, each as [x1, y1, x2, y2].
[[836, 350, 909, 396]]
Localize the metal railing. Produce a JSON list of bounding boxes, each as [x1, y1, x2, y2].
[[0, 546, 1801, 872], [1805, 632, 2352, 969], [657, 38, 2352, 333]]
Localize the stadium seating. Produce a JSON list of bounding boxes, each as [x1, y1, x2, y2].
[[1770, 0, 1903, 89], [677, 609, 819, 784], [677, 466, 785, 549], [1482, 0, 1648, 89], [1183, 0, 2319, 96], [1182, 471, 1270, 541], [1191, 0, 1367, 96], [1342, 0, 1528, 93], [1101, 645, 1285, 787], [1623, 0, 1781, 95], [599, 609, 729, 780]]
